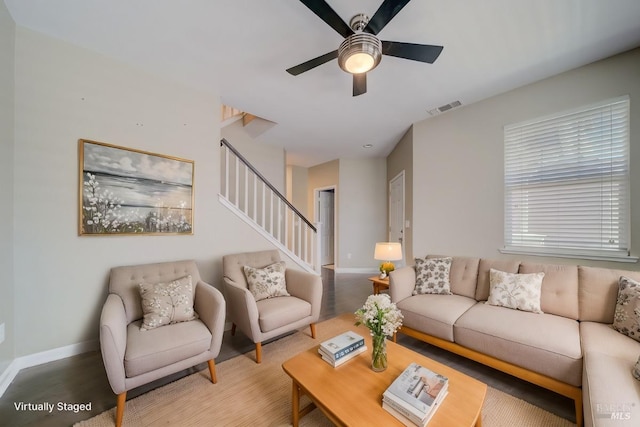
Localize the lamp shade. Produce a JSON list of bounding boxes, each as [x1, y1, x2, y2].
[[374, 242, 403, 261]]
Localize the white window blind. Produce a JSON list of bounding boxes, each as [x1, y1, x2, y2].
[[503, 96, 631, 260]]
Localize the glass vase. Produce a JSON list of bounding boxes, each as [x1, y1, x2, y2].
[[371, 333, 388, 372]]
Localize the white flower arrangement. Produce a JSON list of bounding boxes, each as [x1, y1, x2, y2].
[[355, 294, 403, 337]]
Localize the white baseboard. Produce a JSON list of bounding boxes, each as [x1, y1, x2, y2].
[[0, 359, 21, 397], [0, 339, 98, 398]]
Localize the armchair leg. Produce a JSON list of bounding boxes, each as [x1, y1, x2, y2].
[[231, 323, 236, 336], [310, 323, 317, 339], [115, 391, 126, 427], [207, 359, 217, 383], [255, 342, 262, 364]]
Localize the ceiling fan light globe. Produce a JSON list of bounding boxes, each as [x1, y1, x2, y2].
[[344, 53, 375, 74], [338, 33, 382, 74]]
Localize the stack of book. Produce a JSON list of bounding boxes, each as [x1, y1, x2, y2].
[[318, 331, 367, 367], [382, 363, 449, 426]]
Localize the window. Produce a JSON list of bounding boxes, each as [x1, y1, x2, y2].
[[502, 96, 633, 261]]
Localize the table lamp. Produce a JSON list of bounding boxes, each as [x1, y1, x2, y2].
[[374, 242, 403, 279]]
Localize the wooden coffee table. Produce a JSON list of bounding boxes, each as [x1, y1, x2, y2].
[[282, 328, 487, 427]]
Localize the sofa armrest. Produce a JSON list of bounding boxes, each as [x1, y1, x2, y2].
[[285, 269, 323, 321], [389, 266, 416, 303], [99, 294, 128, 395], [194, 281, 226, 357], [223, 277, 262, 339]]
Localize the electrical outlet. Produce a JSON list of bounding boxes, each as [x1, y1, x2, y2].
[[347, 253, 352, 259], [0, 323, 5, 345]]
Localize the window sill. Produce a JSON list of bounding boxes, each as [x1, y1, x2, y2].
[[499, 248, 639, 264]]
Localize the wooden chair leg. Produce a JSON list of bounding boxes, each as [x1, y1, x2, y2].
[[115, 391, 126, 427], [255, 342, 262, 364], [231, 323, 236, 336], [309, 323, 317, 339], [207, 359, 217, 383]]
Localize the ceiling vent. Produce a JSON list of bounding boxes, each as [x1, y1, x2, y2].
[[428, 100, 462, 116]]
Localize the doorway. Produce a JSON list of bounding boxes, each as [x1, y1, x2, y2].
[[316, 187, 336, 267], [389, 171, 405, 265]]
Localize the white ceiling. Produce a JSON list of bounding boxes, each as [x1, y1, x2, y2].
[[5, 0, 640, 167]]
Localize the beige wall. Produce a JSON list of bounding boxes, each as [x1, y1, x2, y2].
[[338, 158, 388, 269], [307, 158, 387, 271], [0, 1, 15, 379], [307, 159, 339, 220], [412, 47, 640, 270], [287, 165, 309, 218], [387, 126, 414, 263], [10, 26, 284, 360], [221, 119, 286, 194]]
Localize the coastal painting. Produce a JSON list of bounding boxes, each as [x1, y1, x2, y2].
[[78, 139, 194, 235]]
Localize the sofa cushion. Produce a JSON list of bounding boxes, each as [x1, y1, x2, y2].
[[414, 257, 453, 295], [476, 258, 521, 301], [257, 296, 311, 333], [579, 266, 640, 323], [486, 269, 544, 313], [397, 294, 477, 342], [613, 276, 640, 342], [125, 319, 211, 377], [243, 261, 290, 301], [582, 351, 640, 427], [428, 255, 480, 299], [580, 321, 640, 362], [454, 303, 582, 386], [519, 262, 579, 320], [139, 275, 198, 331]]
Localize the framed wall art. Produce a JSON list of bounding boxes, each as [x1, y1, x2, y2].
[[78, 139, 194, 235]]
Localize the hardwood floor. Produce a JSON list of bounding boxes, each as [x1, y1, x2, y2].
[[0, 268, 575, 426]]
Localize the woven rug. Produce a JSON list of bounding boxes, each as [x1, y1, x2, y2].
[[75, 314, 575, 427]]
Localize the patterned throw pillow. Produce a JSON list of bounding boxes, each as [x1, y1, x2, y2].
[[413, 257, 453, 295], [486, 269, 544, 313], [243, 261, 290, 301], [612, 276, 640, 342], [139, 275, 198, 331]]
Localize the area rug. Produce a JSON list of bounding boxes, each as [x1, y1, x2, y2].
[[75, 314, 575, 427]]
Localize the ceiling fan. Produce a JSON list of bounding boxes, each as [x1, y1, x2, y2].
[[286, 0, 444, 96]]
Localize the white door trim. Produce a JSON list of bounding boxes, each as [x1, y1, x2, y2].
[[389, 171, 406, 265], [314, 185, 337, 267]]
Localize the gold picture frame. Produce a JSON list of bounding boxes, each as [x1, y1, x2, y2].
[[78, 139, 194, 235]]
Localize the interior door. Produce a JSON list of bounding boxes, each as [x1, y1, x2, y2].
[[319, 189, 335, 265], [389, 172, 405, 265]]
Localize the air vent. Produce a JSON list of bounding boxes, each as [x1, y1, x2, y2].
[[428, 100, 462, 116]]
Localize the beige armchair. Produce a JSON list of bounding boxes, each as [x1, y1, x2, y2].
[[100, 260, 225, 427], [222, 250, 322, 363]]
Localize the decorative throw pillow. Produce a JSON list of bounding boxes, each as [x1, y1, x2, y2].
[[139, 275, 198, 331], [243, 261, 290, 301], [612, 276, 640, 342], [633, 356, 640, 381], [486, 269, 544, 313], [413, 257, 453, 295]]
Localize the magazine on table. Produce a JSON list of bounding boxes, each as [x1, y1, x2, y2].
[[383, 363, 448, 421], [382, 390, 448, 427]]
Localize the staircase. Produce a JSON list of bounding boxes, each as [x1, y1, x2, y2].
[[219, 138, 321, 273]]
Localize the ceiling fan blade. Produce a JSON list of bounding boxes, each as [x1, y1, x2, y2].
[[364, 0, 412, 35], [353, 73, 367, 96], [286, 50, 339, 76], [299, 0, 354, 38], [382, 41, 443, 63]]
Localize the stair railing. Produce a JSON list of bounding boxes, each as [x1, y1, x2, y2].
[[219, 138, 321, 273]]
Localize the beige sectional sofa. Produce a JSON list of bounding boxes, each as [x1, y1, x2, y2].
[[389, 255, 640, 427]]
